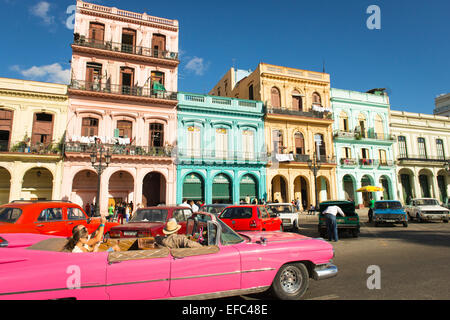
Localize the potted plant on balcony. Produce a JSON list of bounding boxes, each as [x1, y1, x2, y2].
[[10, 134, 30, 153]]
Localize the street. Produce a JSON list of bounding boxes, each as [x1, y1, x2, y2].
[[235, 209, 450, 300]]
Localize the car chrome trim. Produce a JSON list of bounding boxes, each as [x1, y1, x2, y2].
[[0, 236, 8, 248], [312, 263, 338, 281], [166, 285, 271, 300]]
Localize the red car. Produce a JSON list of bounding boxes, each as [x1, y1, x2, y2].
[[0, 201, 118, 237], [219, 205, 283, 232], [109, 206, 193, 238]]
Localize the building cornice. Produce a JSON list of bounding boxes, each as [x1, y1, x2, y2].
[[0, 89, 68, 102]]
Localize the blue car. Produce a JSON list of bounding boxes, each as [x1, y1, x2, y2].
[[373, 200, 408, 227]]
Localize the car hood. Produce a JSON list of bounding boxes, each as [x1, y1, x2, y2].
[[417, 205, 449, 211], [375, 209, 405, 214], [278, 213, 297, 218], [238, 231, 310, 243], [111, 222, 164, 231]]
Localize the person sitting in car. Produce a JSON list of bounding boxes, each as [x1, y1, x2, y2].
[[157, 218, 202, 249]]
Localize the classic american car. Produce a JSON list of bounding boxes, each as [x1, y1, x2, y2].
[[0, 212, 337, 300], [318, 200, 360, 238], [108, 206, 193, 238], [0, 200, 118, 237], [266, 203, 300, 231], [373, 200, 408, 227], [405, 198, 449, 223]]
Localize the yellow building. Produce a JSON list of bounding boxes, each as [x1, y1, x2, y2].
[[210, 63, 337, 208], [0, 78, 68, 204]]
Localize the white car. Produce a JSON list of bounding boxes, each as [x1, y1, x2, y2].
[[266, 203, 300, 231], [405, 198, 449, 223]]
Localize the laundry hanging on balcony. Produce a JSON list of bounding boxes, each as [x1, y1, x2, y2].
[[275, 153, 294, 162], [152, 82, 166, 92]]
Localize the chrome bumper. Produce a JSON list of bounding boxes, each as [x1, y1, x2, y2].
[[313, 263, 338, 280]]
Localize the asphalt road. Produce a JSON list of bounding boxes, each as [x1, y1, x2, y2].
[[234, 210, 450, 300]]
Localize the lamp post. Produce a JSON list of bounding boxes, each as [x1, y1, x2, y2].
[[307, 151, 322, 211], [90, 140, 111, 217], [445, 160, 450, 173]]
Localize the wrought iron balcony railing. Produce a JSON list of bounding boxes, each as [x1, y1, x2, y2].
[[266, 107, 332, 120], [64, 142, 173, 157], [397, 155, 448, 162], [340, 158, 358, 166], [177, 149, 268, 162], [73, 36, 179, 61], [69, 80, 178, 101], [1, 141, 62, 155]]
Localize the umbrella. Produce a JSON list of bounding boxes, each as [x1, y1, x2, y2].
[[356, 186, 384, 192]]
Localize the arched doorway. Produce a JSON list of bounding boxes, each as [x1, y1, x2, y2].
[[109, 171, 134, 207], [437, 171, 448, 203], [343, 175, 356, 202], [271, 175, 287, 203], [361, 175, 374, 206], [72, 169, 98, 208], [379, 175, 392, 200], [0, 167, 11, 204], [294, 176, 309, 209], [239, 174, 258, 203], [182, 172, 204, 203], [22, 167, 53, 200], [212, 173, 232, 204], [418, 169, 432, 198], [143, 172, 166, 206], [399, 169, 414, 204]]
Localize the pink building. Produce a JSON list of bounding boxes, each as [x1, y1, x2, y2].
[[62, 1, 179, 214]]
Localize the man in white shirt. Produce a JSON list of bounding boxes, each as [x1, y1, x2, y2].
[[190, 200, 199, 213], [323, 205, 345, 242], [180, 199, 191, 208]]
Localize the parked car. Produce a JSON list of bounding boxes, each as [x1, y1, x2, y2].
[[0, 200, 118, 237], [405, 198, 449, 223], [219, 205, 283, 232], [373, 200, 408, 227], [318, 200, 360, 238], [0, 211, 337, 300], [266, 203, 299, 231], [199, 203, 232, 217], [108, 206, 194, 238]]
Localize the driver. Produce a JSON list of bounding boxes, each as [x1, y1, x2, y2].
[[158, 218, 202, 249]]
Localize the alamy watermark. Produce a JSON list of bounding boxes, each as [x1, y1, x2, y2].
[[366, 5, 381, 30], [366, 265, 381, 290]]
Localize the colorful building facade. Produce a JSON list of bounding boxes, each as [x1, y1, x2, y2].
[[0, 77, 68, 204], [331, 88, 397, 207], [61, 1, 179, 214], [390, 110, 450, 204], [176, 93, 267, 204], [210, 63, 337, 208]]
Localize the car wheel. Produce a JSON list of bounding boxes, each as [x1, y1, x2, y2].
[[417, 214, 422, 223], [444, 220, 449, 223], [270, 263, 309, 300], [352, 229, 359, 237]]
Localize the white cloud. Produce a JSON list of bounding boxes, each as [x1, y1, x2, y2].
[[29, 1, 55, 25], [184, 57, 210, 76], [11, 63, 70, 84]]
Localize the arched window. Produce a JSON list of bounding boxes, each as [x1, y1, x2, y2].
[[312, 92, 322, 105], [357, 114, 367, 138], [339, 111, 349, 132], [292, 90, 303, 111], [398, 136, 408, 158], [271, 87, 281, 108], [314, 133, 326, 160], [294, 132, 305, 154]]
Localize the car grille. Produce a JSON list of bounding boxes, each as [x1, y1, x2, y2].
[[282, 219, 291, 223], [376, 214, 403, 220], [423, 211, 447, 215]]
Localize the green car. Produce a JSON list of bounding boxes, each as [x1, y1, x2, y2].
[[318, 200, 360, 238]]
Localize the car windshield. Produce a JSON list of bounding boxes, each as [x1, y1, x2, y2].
[[0, 207, 22, 223], [131, 209, 168, 222], [202, 205, 226, 215], [415, 199, 439, 206], [268, 205, 294, 214], [375, 202, 403, 210]]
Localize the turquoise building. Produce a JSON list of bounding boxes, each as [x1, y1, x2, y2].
[[331, 88, 398, 207], [176, 93, 267, 204]]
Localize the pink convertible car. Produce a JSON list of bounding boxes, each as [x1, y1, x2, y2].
[[0, 212, 337, 300]]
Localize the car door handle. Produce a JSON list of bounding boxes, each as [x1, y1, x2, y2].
[[36, 224, 44, 227], [68, 222, 74, 225]]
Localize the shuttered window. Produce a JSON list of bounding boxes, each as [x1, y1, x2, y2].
[[81, 117, 99, 137], [31, 113, 53, 145], [215, 128, 228, 158], [242, 130, 254, 159], [117, 120, 132, 139], [271, 87, 281, 108], [89, 22, 105, 42], [294, 132, 305, 154], [149, 123, 164, 147], [187, 126, 201, 157]]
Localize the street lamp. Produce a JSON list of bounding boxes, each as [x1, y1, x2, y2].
[[307, 151, 322, 211], [90, 140, 111, 216], [445, 160, 450, 173]]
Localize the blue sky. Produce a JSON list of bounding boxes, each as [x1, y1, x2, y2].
[[0, 0, 449, 114]]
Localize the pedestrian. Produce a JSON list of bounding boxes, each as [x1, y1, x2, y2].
[[85, 202, 90, 216], [323, 205, 345, 242], [190, 200, 199, 213], [107, 204, 114, 222], [181, 199, 190, 208], [117, 202, 124, 224], [308, 204, 315, 215], [245, 195, 250, 204], [125, 204, 131, 223], [368, 195, 375, 223], [296, 198, 301, 211], [90, 203, 95, 217]]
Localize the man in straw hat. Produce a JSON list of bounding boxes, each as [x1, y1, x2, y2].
[[158, 218, 202, 249]]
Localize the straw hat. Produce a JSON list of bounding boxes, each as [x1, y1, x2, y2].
[[163, 218, 181, 235]]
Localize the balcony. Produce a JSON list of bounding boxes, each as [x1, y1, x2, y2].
[[269, 153, 336, 165], [359, 158, 376, 167], [340, 158, 358, 167], [355, 131, 395, 141], [64, 142, 173, 158], [68, 80, 177, 104], [266, 107, 332, 120], [378, 160, 395, 168], [0, 141, 62, 158], [397, 155, 449, 163], [72, 36, 179, 66], [177, 149, 267, 164]]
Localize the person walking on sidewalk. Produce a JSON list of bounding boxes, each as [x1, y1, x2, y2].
[[323, 205, 345, 242]]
